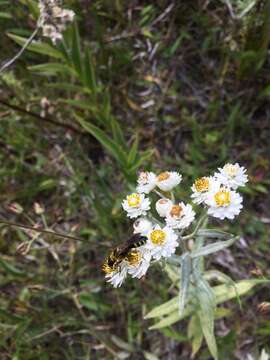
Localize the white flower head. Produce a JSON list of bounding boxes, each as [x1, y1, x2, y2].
[[133, 218, 153, 236], [105, 264, 128, 288], [156, 171, 182, 192], [165, 202, 195, 229], [104, 247, 151, 287], [60, 9, 75, 23], [127, 247, 152, 279], [136, 171, 157, 194], [122, 193, 150, 219], [191, 176, 220, 204], [155, 198, 173, 217], [145, 225, 178, 260], [215, 163, 248, 189], [206, 187, 243, 220]]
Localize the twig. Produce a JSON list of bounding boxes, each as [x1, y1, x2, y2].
[[0, 26, 39, 74], [223, 0, 236, 19], [0, 219, 85, 242], [0, 98, 86, 135]]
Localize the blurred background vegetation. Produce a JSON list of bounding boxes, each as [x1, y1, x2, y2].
[[0, 0, 269, 359]]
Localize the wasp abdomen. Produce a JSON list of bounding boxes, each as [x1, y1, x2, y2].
[[132, 238, 147, 248]]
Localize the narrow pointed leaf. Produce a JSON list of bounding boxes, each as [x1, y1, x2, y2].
[[197, 229, 233, 239], [76, 116, 127, 166], [194, 272, 218, 360], [190, 237, 238, 258], [179, 253, 191, 315], [84, 48, 97, 92], [7, 33, 63, 58], [71, 22, 82, 75]]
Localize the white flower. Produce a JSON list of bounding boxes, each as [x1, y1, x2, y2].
[[122, 193, 150, 218], [155, 198, 173, 217], [105, 265, 128, 288], [191, 176, 220, 204], [104, 248, 151, 287], [145, 225, 178, 260], [136, 172, 157, 194], [165, 202, 195, 229], [128, 248, 152, 279], [60, 9, 75, 23], [133, 218, 153, 236], [215, 163, 248, 189], [156, 171, 182, 192], [205, 187, 243, 220]]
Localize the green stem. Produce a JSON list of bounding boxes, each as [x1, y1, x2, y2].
[[182, 212, 208, 240]]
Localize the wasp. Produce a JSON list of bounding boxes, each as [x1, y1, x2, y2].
[[102, 234, 147, 274]]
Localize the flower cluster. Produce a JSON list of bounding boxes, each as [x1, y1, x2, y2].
[[38, 0, 75, 43], [191, 163, 248, 220], [103, 164, 248, 287]]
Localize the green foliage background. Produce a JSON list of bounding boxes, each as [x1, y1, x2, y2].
[[0, 0, 269, 359]]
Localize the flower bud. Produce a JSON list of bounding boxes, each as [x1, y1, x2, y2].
[[34, 202, 45, 215], [8, 202, 24, 214], [133, 218, 152, 236], [155, 198, 172, 217]]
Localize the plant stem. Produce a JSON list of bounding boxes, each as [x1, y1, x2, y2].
[[0, 219, 85, 242], [182, 212, 208, 240], [0, 24, 39, 74]]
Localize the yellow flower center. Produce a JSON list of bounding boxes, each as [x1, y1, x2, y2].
[[170, 205, 183, 218], [157, 172, 170, 182], [214, 190, 231, 207], [127, 193, 141, 207], [224, 164, 237, 177], [150, 229, 166, 245], [194, 177, 210, 192], [125, 250, 142, 266]]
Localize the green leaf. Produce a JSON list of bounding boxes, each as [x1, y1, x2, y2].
[[145, 296, 182, 319], [190, 237, 238, 258], [28, 63, 73, 75], [188, 315, 204, 357], [127, 135, 139, 166], [76, 116, 127, 167], [179, 253, 191, 315], [197, 229, 233, 239], [149, 308, 191, 330], [194, 273, 218, 360], [7, 33, 63, 59], [146, 279, 268, 329], [71, 22, 82, 75], [110, 117, 127, 149], [84, 48, 97, 92], [0, 257, 26, 277], [0, 12, 11, 19]]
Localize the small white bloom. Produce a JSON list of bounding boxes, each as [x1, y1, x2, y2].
[[128, 247, 152, 279], [155, 198, 173, 217], [136, 171, 157, 194], [215, 163, 248, 189], [206, 187, 243, 220], [145, 225, 178, 260], [133, 218, 152, 236], [60, 9, 75, 23], [122, 193, 150, 218], [156, 171, 182, 192], [165, 202, 195, 229], [191, 176, 220, 204]]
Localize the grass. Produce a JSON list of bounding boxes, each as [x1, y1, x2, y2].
[[0, 0, 270, 358]]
